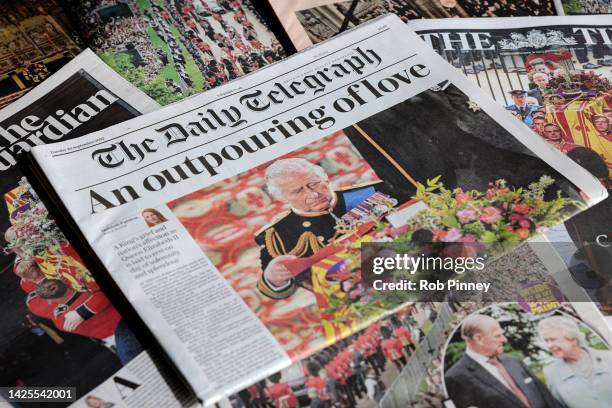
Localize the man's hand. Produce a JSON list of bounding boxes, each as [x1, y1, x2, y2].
[[63, 310, 85, 331], [264, 255, 300, 287]]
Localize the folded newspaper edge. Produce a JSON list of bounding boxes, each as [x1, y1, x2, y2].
[[0, 50, 200, 406], [0, 49, 159, 121], [407, 14, 612, 30], [27, 15, 608, 405]]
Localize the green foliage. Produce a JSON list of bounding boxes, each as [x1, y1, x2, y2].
[[441, 214, 459, 228], [562, 0, 584, 14], [99, 51, 183, 105], [414, 175, 443, 202], [445, 341, 466, 368], [403, 175, 583, 253], [135, 0, 150, 9], [462, 221, 485, 236]]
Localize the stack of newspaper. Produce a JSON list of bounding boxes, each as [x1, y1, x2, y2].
[[0, 3, 611, 408]]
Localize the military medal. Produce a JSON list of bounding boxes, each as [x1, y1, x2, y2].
[[334, 192, 398, 233]]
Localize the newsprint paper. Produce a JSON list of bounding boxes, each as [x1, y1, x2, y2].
[[265, 0, 561, 52], [29, 15, 607, 405], [221, 234, 612, 407], [228, 298, 612, 406], [0, 50, 196, 407], [408, 16, 612, 323]]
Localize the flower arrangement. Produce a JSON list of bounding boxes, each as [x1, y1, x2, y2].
[[546, 70, 611, 99], [4, 179, 66, 258], [316, 176, 584, 318], [306, 176, 583, 332], [396, 175, 583, 253]]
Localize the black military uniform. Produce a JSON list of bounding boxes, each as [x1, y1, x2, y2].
[[255, 180, 390, 299]]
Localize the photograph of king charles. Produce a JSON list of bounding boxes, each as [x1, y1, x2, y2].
[[255, 157, 395, 300]]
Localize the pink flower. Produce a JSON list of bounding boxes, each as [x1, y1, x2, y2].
[[485, 180, 509, 198], [480, 206, 502, 224], [459, 234, 477, 243], [456, 236, 483, 258], [509, 213, 531, 229], [349, 285, 364, 300], [383, 224, 409, 238], [432, 228, 447, 242], [456, 207, 478, 224], [455, 191, 471, 204], [513, 204, 530, 215], [441, 228, 463, 242]]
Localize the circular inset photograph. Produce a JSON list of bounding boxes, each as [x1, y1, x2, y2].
[[442, 303, 612, 408]]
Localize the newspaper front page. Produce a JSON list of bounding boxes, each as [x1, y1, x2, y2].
[[62, 0, 286, 105], [408, 16, 612, 325], [0, 49, 196, 407], [0, 1, 81, 108], [30, 15, 607, 404], [265, 0, 562, 52]]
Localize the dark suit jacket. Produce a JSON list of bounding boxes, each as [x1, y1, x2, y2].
[[527, 88, 544, 106], [445, 354, 560, 408]]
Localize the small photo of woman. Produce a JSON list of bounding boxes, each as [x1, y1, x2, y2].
[[141, 208, 167, 227]]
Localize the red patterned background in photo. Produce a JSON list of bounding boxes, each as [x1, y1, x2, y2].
[[167, 130, 380, 359]]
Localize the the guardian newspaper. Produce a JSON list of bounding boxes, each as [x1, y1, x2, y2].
[[29, 15, 607, 404], [0, 50, 196, 407]]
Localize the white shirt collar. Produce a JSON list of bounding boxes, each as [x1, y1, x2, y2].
[[465, 347, 512, 390], [466, 347, 491, 365]]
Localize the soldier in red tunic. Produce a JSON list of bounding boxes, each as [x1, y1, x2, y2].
[[27, 279, 121, 340], [326, 360, 349, 404], [391, 316, 414, 355], [380, 326, 406, 371], [542, 123, 579, 153], [264, 372, 297, 408]]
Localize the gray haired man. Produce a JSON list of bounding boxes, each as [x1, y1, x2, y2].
[[445, 314, 561, 408], [255, 157, 393, 299]]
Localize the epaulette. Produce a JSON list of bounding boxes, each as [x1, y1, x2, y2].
[[254, 210, 291, 236], [336, 179, 383, 192]]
